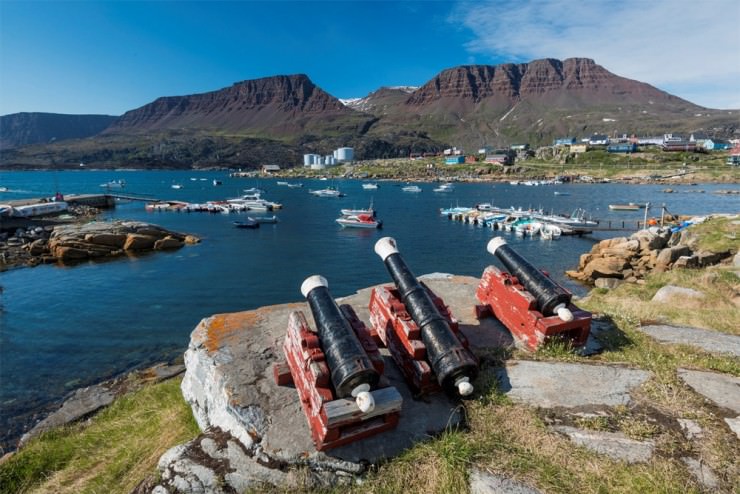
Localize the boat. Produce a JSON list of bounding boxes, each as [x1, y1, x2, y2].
[[8, 201, 68, 217], [310, 187, 345, 198], [609, 204, 641, 211], [540, 224, 562, 239], [233, 218, 260, 229], [341, 200, 375, 217], [243, 187, 265, 194], [277, 181, 289, 186], [336, 213, 382, 229], [227, 194, 274, 211], [476, 203, 494, 211], [401, 185, 422, 193], [287, 183, 303, 188], [0, 186, 8, 192], [553, 191, 570, 196], [100, 179, 126, 189], [171, 183, 183, 189], [213, 179, 222, 186], [362, 183, 379, 190], [433, 183, 454, 192], [252, 215, 279, 224]]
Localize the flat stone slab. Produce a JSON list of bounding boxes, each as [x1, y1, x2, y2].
[[495, 361, 651, 408], [681, 457, 719, 490], [20, 383, 114, 445], [179, 275, 514, 480], [639, 324, 740, 357], [724, 417, 740, 439], [551, 426, 655, 463], [469, 469, 542, 494], [677, 369, 740, 413]]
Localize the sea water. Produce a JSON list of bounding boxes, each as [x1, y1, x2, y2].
[[1, 170, 738, 447]]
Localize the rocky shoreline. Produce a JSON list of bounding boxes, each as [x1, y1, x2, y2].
[[0, 220, 200, 271], [566, 214, 737, 288]]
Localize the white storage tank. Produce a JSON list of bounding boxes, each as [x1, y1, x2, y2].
[[325, 155, 336, 165], [336, 147, 354, 162], [303, 154, 320, 166]]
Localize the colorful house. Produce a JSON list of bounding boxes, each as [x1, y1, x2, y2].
[[445, 156, 465, 165]]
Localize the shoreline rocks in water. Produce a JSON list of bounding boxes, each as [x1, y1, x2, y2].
[[566, 215, 737, 286], [0, 220, 200, 270]]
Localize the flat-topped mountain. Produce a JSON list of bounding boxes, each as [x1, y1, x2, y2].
[[106, 74, 371, 136]]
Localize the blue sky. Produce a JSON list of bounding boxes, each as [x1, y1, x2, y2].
[[1, 0, 739, 116]]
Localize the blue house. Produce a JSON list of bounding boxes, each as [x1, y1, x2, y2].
[[607, 143, 637, 153], [704, 139, 731, 151], [554, 137, 577, 146], [445, 156, 465, 165]]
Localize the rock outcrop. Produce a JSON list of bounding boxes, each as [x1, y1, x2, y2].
[[0, 220, 199, 269], [567, 216, 736, 285]]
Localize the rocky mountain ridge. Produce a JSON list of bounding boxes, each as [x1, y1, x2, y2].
[[2, 58, 738, 168]]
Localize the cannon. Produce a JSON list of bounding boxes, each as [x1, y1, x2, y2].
[[300, 275, 379, 412], [273, 275, 402, 450], [476, 237, 591, 351], [372, 237, 478, 396]]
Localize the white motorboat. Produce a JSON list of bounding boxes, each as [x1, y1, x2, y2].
[[336, 213, 382, 229], [310, 187, 345, 197], [433, 183, 454, 192], [540, 224, 562, 239], [362, 183, 379, 190], [100, 179, 126, 189], [401, 185, 422, 192]]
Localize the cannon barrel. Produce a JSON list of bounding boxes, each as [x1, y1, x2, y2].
[[301, 275, 379, 412], [374, 238, 477, 396], [487, 237, 574, 321]]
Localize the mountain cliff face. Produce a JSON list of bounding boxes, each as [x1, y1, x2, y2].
[[107, 74, 367, 135], [405, 58, 692, 107], [0, 113, 117, 150]]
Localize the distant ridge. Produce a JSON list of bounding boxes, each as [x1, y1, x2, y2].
[[0, 112, 118, 150]]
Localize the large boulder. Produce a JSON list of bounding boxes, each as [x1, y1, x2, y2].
[[84, 233, 127, 248], [652, 285, 705, 304], [582, 257, 629, 280], [124, 234, 157, 251], [655, 245, 691, 270], [54, 246, 89, 260], [154, 236, 184, 250]]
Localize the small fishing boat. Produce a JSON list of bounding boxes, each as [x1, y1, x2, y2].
[[243, 187, 265, 194], [100, 179, 126, 189], [336, 213, 382, 229], [252, 215, 279, 224], [476, 203, 494, 211], [213, 179, 222, 186], [540, 224, 562, 239], [171, 183, 183, 189], [433, 183, 454, 192], [362, 183, 379, 190], [553, 191, 570, 196], [287, 182, 303, 188], [233, 218, 260, 229], [341, 200, 375, 217], [0, 186, 9, 192], [401, 185, 422, 193], [277, 181, 289, 186], [310, 187, 344, 197], [609, 204, 640, 211]]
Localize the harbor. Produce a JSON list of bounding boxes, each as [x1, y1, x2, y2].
[[1, 170, 739, 453]]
